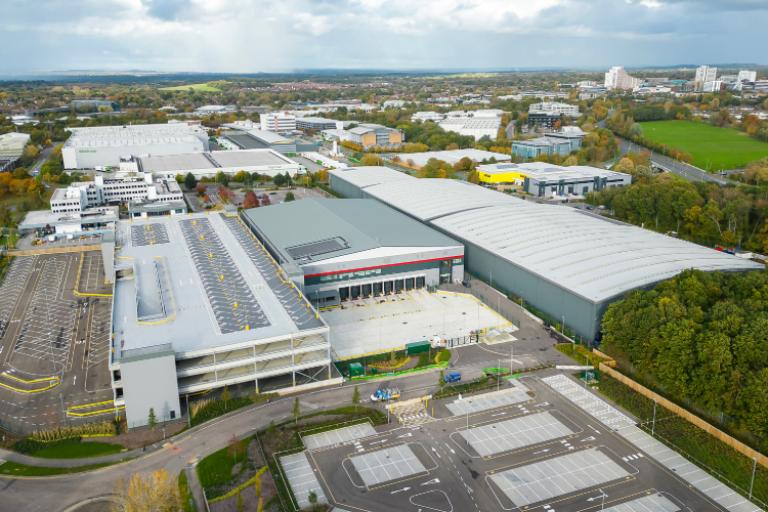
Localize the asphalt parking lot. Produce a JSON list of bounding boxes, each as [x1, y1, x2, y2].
[[0, 252, 115, 433], [292, 373, 738, 512]]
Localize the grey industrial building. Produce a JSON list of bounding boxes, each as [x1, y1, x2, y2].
[[329, 166, 762, 341], [241, 198, 465, 307]]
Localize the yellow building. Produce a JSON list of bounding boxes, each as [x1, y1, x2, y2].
[[476, 164, 527, 189]]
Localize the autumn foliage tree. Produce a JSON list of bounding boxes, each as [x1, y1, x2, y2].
[[242, 190, 259, 209], [115, 469, 181, 512]]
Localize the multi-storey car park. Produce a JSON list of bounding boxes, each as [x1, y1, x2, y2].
[[110, 213, 334, 428], [329, 166, 763, 342]]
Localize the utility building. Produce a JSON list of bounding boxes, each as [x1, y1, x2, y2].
[[241, 198, 464, 307], [329, 167, 762, 341]]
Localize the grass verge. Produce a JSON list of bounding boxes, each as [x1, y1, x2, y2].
[[196, 438, 250, 499], [178, 469, 197, 512], [0, 461, 111, 476], [598, 373, 767, 506], [13, 438, 123, 459]]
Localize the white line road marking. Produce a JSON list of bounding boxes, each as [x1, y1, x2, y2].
[[445, 443, 455, 454], [431, 447, 441, 459], [491, 412, 506, 417], [390, 486, 411, 494], [73, 375, 77, 386], [581, 436, 596, 442], [397, 432, 413, 438], [420, 478, 440, 486], [532, 448, 550, 455], [587, 424, 601, 434]]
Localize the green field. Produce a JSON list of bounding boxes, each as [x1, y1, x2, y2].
[[639, 120, 768, 170], [159, 82, 222, 92]]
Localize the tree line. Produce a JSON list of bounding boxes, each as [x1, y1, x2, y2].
[[589, 157, 768, 254], [601, 269, 768, 451]]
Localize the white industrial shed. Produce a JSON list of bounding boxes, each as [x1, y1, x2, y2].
[[330, 167, 763, 341], [137, 149, 303, 178]]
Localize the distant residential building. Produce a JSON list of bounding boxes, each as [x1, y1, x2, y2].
[[604, 66, 640, 90], [504, 91, 568, 101], [738, 70, 757, 82], [703, 80, 724, 93], [411, 111, 445, 123], [634, 85, 673, 96], [528, 102, 580, 117], [342, 124, 403, 149], [511, 127, 585, 160], [0, 132, 31, 171], [695, 65, 718, 90], [260, 111, 297, 132]]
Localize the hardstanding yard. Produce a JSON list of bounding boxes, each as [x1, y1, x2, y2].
[[280, 373, 761, 512], [0, 252, 115, 433]]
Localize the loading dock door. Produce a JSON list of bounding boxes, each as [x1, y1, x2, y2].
[[339, 287, 349, 301], [384, 281, 393, 294], [362, 283, 372, 297], [350, 285, 361, 300], [416, 276, 425, 288], [395, 279, 404, 293], [373, 282, 383, 296], [405, 277, 414, 290]]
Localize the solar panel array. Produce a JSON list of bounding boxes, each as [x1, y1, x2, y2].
[[350, 445, 427, 488], [489, 448, 629, 507], [130, 223, 170, 247], [285, 237, 347, 261], [460, 411, 573, 457], [179, 218, 269, 334], [603, 494, 680, 512], [220, 215, 323, 330]]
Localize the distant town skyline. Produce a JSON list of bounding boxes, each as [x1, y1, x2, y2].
[[1, 0, 767, 74]]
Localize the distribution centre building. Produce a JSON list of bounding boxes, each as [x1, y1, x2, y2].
[[62, 123, 209, 170], [240, 198, 465, 307], [111, 213, 334, 428], [136, 149, 303, 178], [329, 166, 762, 341]]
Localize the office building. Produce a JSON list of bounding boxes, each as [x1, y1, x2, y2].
[[260, 112, 297, 133], [477, 161, 631, 196], [341, 124, 403, 149], [295, 117, 343, 131], [62, 123, 209, 170], [528, 102, 580, 117], [512, 126, 586, 159], [329, 166, 761, 341], [241, 198, 464, 308]]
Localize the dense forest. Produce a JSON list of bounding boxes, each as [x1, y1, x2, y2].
[[601, 269, 768, 450], [589, 157, 768, 254]]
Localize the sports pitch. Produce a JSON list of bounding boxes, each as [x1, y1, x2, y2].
[[639, 120, 768, 170], [158, 82, 222, 92]]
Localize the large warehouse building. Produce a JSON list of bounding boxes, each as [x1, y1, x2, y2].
[[240, 198, 465, 307], [136, 148, 303, 178], [330, 166, 762, 341], [110, 213, 334, 428], [63, 123, 209, 170]]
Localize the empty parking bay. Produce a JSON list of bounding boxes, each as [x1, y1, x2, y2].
[[280, 451, 327, 509], [303, 423, 377, 451], [446, 385, 530, 416], [603, 493, 680, 512], [489, 447, 629, 507], [460, 411, 573, 457], [350, 444, 427, 488]]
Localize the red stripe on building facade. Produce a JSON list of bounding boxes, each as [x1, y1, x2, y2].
[[303, 254, 464, 279]]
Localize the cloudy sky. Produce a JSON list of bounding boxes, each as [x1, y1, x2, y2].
[[0, 0, 766, 74]]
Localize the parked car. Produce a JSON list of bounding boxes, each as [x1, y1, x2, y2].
[[444, 371, 462, 384], [370, 387, 401, 402]]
